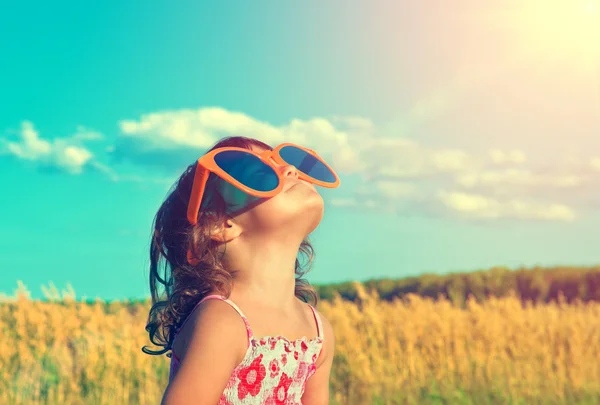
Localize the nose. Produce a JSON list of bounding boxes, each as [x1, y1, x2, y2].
[[281, 164, 299, 178]]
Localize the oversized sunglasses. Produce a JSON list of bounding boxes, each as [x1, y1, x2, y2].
[[186, 142, 340, 226]]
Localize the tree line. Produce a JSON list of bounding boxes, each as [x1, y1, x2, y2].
[[84, 265, 600, 307], [313, 265, 600, 306]]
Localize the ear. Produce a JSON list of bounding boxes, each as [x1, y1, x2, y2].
[[209, 217, 242, 243]]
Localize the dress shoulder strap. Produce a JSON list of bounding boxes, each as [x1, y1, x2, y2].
[[174, 294, 253, 347], [200, 295, 253, 345], [308, 304, 324, 340]]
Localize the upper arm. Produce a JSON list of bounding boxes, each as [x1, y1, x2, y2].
[[160, 300, 248, 405], [301, 310, 335, 405]]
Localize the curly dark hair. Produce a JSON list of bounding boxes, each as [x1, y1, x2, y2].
[[141, 136, 318, 359]]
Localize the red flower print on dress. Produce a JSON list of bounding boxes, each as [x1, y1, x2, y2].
[[273, 372, 293, 405], [222, 376, 237, 400], [237, 354, 266, 400], [308, 362, 317, 378], [311, 353, 317, 362], [296, 361, 308, 380], [281, 353, 287, 366], [269, 358, 280, 378], [293, 351, 299, 360], [270, 338, 277, 350], [263, 397, 277, 405], [285, 392, 298, 405], [220, 398, 234, 405], [300, 340, 308, 352]]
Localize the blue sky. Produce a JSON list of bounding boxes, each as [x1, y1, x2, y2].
[[2, 1, 600, 301]]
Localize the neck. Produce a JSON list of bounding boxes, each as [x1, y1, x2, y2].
[[223, 235, 304, 312]]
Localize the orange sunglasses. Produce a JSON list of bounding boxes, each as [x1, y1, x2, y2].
[[186, 142, 340, 227]]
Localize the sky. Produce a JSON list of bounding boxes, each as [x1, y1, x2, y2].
[[1, 0, 600, 301]]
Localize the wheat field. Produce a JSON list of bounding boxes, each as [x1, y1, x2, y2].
[[1, 281, 600, 405]]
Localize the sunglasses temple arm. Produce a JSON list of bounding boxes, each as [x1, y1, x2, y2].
[[187, 164, 210, 225]]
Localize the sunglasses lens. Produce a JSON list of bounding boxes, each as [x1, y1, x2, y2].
[[214, 150, 279, 192], [279, 146, 336, 183]]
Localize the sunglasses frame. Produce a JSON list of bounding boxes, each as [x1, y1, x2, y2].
[[186, 142, 340, 226]]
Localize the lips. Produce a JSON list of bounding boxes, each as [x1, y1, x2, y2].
[[287, 181, 317, 193]]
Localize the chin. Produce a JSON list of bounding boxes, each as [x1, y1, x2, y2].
[[303, 199, 325, 236], [246, 192, 325, 237], [277, 195, 324, 238]]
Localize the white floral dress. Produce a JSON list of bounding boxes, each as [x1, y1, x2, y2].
[[169, 294, 324, 405]]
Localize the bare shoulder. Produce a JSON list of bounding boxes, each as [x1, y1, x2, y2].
[[179, 298, 248, 363], [162, 298, 248, 405]]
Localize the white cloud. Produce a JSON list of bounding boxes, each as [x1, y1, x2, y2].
[[489, 149, 527, 164], [330, 116, 375, 134], [117, 107, 350, 153], [2, 121, 94, 174], [110, 106, 594, 222], [115, 107, 353, 170], [4, 106, 593, 223], [119, 109, 228, 149], [329, 196, 396, 214], [341, 136, 483, 181], [410, 89, 451, 121], [115, 107, 483, 182], [279, 118, 349, 152], [71, 126, 104, 142], [6, 121, 52, 159], [437, 190, 576, 221], [431, 149, 472, 171], [374, 181, 418, 199], [54, 143, 93, 173], [329, 198, 359, 208], [456, 169, 585, 189]]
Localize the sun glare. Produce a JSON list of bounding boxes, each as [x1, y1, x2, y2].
[[582, 0, 599, 15], [495, 0, 600, 68]]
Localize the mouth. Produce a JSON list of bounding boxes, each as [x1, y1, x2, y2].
[[287, 180, 316, 193], [287, 182, 302, 191]]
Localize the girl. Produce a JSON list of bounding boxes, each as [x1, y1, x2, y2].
[[142, 136, 339, 405]]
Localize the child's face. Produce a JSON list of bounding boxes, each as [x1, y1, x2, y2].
[[223, 144, 325, 239]]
